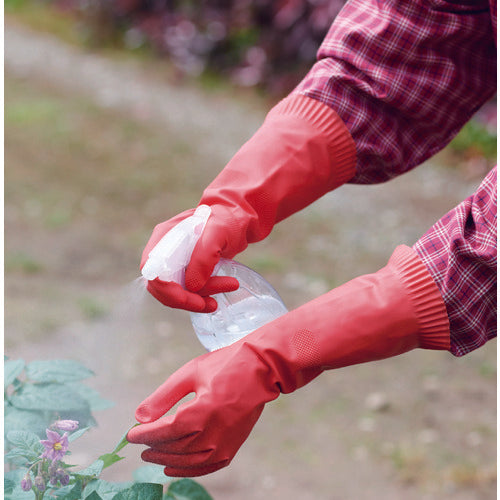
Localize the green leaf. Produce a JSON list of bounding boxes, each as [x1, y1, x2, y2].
[[166, 479, 213, 500], [4, 469, 26, 485], [85, 493, 104, 500], [7, 431, 44, 453], [98, 452, 125, 469], [112, 426, 135, 454], [4, 476, 16, 495], [67, 382, 114, 411], [4, 485, 34, 500], [75, 459, 104, 478], [68, 426, 91, 443], [10, 383, 90, 412], [52, 480, 83, 499], [6, 429, 44, 462], [95, 425, 138, 471], [6, 429, 42, 447], [26, 359, 94, 383], [112, 483, 163, 500], [4, 359, 25, 389], [83, 479, 133, 500], [133, 465, 170, 485], [4, 407, 48, 438], [4, 446, 37, 465]]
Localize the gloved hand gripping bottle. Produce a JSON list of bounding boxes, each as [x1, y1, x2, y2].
[[141, 205, 288, 351]]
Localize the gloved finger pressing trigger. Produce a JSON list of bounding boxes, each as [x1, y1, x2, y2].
[[197, 275, 240, 296], [146, 280, 217, 313], [184, 213, 242, 292]]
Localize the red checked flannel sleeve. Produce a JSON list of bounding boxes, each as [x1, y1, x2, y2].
[[293, 0, 496, 182], [413, 167, 497, 357], [290, 0, 497, 355]]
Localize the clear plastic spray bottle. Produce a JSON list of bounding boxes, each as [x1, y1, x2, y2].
[[141, 205, 288, 351]]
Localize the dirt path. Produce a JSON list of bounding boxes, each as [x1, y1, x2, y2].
[[5, 21, 496, 500], [5, 22, 265, 164]]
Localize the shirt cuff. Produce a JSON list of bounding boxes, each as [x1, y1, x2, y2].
[[267, 94, 357, 189]]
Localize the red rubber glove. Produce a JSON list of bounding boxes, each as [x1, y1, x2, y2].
[[128, 246, 450, 477], [143, 94, 356, 312], [141, 209, 240, 313]]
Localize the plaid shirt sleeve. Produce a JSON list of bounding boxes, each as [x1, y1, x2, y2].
[[290, 0, 497, 355], [413, 167, 497, 357], [293, 0, 497, 183]]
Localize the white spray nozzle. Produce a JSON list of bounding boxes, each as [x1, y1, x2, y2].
[[141, 205, 211, 285]]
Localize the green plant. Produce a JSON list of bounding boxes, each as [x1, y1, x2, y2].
[[5, 358, 213, 500], [450, 120, 497, 160]]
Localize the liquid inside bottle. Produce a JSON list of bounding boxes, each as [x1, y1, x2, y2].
[[190, 259, 288, 351]]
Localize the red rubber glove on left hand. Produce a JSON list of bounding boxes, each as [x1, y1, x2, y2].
[[128, 246, 450, 477]]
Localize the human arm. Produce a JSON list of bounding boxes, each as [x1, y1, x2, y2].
[[128, 244, 450, 476], [294, 0, 497, 182], [143, 0, 496, 310], [143, 95, 356, 311], [413, 166, 497, 356], [129, 168, 497, 475]]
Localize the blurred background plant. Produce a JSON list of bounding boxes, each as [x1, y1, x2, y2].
[[31, 0, 346, 95], [5, 0, 496, 170]]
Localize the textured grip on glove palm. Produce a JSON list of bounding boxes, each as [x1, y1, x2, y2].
[[128, 246, 450, 477]]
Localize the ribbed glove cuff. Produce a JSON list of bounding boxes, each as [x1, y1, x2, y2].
[[268, 94, 356, 188], [389, 245, 450, 350]]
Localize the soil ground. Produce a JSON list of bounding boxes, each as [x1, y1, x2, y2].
[[5, 21, 497, 500]]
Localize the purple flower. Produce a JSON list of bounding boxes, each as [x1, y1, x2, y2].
[[52, 419, 79, 432], [40, 429, 69, 461], [20, 475, 32, 492]]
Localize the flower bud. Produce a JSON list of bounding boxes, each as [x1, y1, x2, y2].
[[48, 461, 57, 476], [20, 476, 32, 492], [53, 420, 79, 432], [34, 475, 46, 492], [60, 473, 70, 486]]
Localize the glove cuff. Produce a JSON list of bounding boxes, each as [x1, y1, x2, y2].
[[268, 94, 356, 188], [200, 94, 356, 252], [389, 245, 450, 350]]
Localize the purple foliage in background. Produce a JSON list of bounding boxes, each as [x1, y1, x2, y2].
[[58, 0, 347, 96], [52, 0, 495, 131]]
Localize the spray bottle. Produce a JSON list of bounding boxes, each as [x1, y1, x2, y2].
[[141, 205, 288, 351]]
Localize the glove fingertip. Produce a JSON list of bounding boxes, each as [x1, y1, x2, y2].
[[141, 449, 158, 464], [163, 466, 192, 478], [225, 276, 240, 291], [203, 297, 218, 313], [135, 404, 154, 424]]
